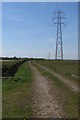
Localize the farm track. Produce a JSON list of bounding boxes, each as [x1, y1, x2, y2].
[[33, 61, 78, 93], [29, 61, 65, 118]]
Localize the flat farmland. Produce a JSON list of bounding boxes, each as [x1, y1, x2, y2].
[[31, 60, 78, 118], [35, 60, 78, 83], [2, 59, 78, 118]]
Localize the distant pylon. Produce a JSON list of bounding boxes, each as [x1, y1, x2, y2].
[[47, 52, 50, 60], [52, 10, 66, 60]]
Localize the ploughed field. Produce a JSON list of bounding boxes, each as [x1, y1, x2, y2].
[[2, 59, 78, 118]]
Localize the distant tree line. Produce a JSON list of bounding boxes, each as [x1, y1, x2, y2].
[[1, 56, 29, 60], [0, 57, 46, 61]]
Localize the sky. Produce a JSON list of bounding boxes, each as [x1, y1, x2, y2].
[[2, 2, 78, 59], [1, 0, 79, 2]]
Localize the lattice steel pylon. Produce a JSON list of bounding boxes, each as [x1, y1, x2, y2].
[[52, 10, 66, 60]]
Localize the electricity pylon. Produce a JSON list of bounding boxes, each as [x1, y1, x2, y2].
[[47, 52, 50, 60], [52, 10, 66, 60]]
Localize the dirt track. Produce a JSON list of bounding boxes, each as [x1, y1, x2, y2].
[[29, 61, 65, 118], [33, 61, 78, 93]]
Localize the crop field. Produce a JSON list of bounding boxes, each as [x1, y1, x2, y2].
[[2, 59, 78, 118]]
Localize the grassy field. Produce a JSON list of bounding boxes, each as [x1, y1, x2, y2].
[[35, 60, 78, 83], [32, 61, 78, 118], [2, 61, 34, 118], [2, 59, 79, 118]]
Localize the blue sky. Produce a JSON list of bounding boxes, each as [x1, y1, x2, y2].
[[2, 2, 78, 59]]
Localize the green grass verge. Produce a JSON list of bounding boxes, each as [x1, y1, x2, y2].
[[32, 61, 78, 118], [3, 61, 33, 118]]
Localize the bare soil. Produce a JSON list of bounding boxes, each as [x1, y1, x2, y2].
[[29, 61, 65, 118]]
